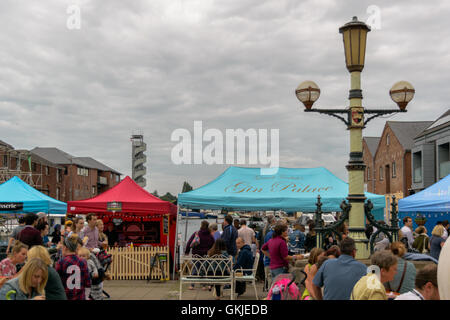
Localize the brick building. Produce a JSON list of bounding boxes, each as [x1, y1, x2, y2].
[[363, 137, 380, 193], [31, 147, 121, 201], [363, 121, 432, 199], [0, 141, 65, 199], [0, 141, 121, 202]]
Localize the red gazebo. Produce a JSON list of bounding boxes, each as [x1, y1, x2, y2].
[[67, 176, 177, 258]]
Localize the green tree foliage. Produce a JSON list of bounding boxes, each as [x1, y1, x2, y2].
[[160, 192, 177, 203], [182, 181, 193, 193]]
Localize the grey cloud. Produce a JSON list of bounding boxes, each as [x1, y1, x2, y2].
[[0, 0, 448, 196]]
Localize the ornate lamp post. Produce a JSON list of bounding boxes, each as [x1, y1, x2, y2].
[[295, 17, 415, 259]]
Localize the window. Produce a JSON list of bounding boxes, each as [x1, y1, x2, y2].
[[56, 187, 60, 200], [3, 155, 8, 167], [31, 162, 36, 172], [45, 166, 49, 175], [413, 151, 422, 183], [77, 167, 89, 176], [392, 162, 396, 178], [438, 142, 450, 179], [115, 174, 120, 182], [92, 186, 96, 194], [367, 166, 370, 181], [379, 166, 383, 181], [57, 169, 61, 183], [386, 134, 390, 146]]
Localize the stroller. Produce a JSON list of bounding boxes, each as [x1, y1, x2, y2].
[[267, 271, 307, 300]]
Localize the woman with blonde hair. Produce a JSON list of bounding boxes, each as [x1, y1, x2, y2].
[[27, 246, 66, 300], [96, 219, 108, 250], [385, 242, 416, 295], [430, 224, 446, 260], [302, 247, 325, 300], [0, 258, 48, 300]]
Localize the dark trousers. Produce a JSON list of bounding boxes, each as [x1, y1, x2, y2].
[[235, 281, 246, 295]]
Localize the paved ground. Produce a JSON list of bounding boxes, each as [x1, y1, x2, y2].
[[102, 260, 433, 300], [103, 279, 266, 300]]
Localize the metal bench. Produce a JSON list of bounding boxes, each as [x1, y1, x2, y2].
[[179, 254, 234, 300]]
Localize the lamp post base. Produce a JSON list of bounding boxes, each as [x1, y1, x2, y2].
[[348, 228, 370, 260]]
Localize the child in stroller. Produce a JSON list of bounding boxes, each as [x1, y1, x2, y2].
[[78, 247, 112, 300], [266, 271, 306, 300]]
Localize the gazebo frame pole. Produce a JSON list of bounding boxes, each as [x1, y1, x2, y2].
[[172, 204, 180, 280]]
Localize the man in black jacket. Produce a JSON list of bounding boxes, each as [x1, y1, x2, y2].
[[221, 215, 238, 257], [234, 237, 254, 296]]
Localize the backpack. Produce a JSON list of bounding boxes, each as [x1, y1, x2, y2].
[[96, 249, 112, 267], [90, 250, 112, 285], [190, 232, 200, 248]]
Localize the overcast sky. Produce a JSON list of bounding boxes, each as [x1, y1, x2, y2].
[[0, 0, 449, 196]]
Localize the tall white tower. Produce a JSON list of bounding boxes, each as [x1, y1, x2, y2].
[[131, 130, 147, 188]]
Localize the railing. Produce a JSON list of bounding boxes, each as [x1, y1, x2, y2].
[[107, 246, 170, 280], [365, 195, 400, 254], [314, 195, 351, 249], [312, 194, 400, 255]]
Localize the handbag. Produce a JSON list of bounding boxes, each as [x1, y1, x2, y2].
[[386, 261, 408, 295]]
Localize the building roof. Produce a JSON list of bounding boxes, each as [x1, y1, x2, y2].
[[14, 150, 64, 169], [31, 147, 74, 165], [387, 121, 434, 151], [363, 137, 381, 157], [74, 157, 121, 175], [31, 147, 121, 174], [0, 140, 14, 149], [415, 109, 450, 139]]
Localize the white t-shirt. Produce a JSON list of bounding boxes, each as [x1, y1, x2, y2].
[[443, 228, 448, 240], [238, 226, 255, 246], [395, 289, 424, 300], [400, 226, 414, 248]]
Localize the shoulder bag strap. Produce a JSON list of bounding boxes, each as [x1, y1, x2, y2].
[[396, 261, 408, 293]]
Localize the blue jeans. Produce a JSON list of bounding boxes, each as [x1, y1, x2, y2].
[[271, 267, 288, 280]]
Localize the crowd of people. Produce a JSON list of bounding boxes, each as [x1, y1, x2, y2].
[[368, 216, 449, 262], [184, 212, 447, 301], [1, 210, 447, 301], [0, 212, 112, 300]]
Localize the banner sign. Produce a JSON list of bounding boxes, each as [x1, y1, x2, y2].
[[107, 201, 122, 212], [0, 203, 24, 211]]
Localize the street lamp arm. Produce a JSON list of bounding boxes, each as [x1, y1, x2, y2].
[[304, 108, 349, 126], [364, 109, 407, 126]]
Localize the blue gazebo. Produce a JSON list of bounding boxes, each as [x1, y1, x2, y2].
[[0, 176, 67, 215], [399, 174, 450, 234], [178, 166, 385, 219]]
